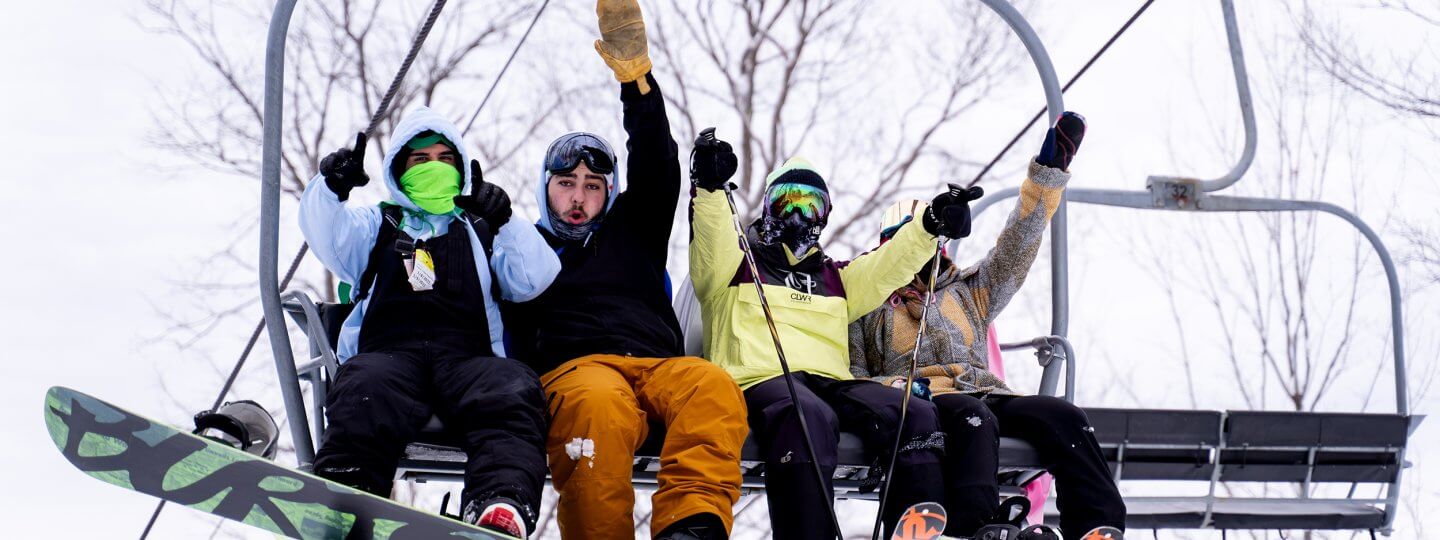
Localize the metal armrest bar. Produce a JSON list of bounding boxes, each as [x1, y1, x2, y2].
[[282, 290, 340, 448], [281, 290, 340, 378], [998, 335, 1076, 402], [295, 359, 327, 378]]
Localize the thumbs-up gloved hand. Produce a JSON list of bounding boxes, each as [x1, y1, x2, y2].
[[690, 128, 738, 191], [453, 159, 513, 230], [922, 184, 985, 239]]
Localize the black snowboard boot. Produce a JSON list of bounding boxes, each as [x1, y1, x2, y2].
[[655, 513, 727, 540]]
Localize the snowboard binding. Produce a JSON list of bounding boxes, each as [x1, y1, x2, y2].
[[965, 496, 1045, 540], [970, 524, 1062, 540], [193, 400, 279, 459]]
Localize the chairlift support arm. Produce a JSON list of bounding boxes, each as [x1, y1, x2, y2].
[[1145, 0, 1258, 194], [259, 0, 312, 469]]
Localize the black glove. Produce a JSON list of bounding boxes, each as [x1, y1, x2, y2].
[[453, 159, 512, 230], [319, 132, 370, 200], [922, 183, 985, 238], [1036, 111, 1086, 171], [690, 127, 738, 191]]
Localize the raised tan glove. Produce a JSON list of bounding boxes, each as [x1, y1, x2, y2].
[[594, 0, 652, 94]]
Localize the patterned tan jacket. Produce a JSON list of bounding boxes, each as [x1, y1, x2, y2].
[[848, 160, 1069, 395]]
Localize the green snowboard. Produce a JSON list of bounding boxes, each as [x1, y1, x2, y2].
[[43, 386, 511, 540]]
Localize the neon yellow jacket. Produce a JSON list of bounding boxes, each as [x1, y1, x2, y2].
[[689, 187, 940, 388]]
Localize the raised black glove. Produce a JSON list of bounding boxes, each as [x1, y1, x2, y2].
[[453, 159, 512, 230], [922, 183, 985, 238], [1036, 111, 1086, 171], [457, 158, 515, 230], [690, 127, 738, 191], [319, 132, 370, 200]]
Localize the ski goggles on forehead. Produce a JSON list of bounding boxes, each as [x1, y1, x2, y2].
[[545, 134, 615, 175], [766, 182, 831, 221]]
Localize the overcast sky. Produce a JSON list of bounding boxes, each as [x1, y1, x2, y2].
[[1, 1, 1435, 538]]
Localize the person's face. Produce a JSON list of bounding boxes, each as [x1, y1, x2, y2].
[[547, 162, 608, 225], [403, 142, 458, 173]]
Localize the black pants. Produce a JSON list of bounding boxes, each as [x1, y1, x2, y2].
[[932, 393, 1125, 540], [313, 338, 548, 530], [745, 373, 945, 539]]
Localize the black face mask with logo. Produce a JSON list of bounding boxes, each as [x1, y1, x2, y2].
[[745, 219, 843, 298], [759, 212, 824, 258]]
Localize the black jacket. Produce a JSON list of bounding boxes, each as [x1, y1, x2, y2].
[[507, 74, 685, 375]]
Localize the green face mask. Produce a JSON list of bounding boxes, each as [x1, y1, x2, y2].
[[398, 161, 461, 214]]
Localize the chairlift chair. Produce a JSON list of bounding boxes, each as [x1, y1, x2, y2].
[[256, 0, 1418, 536], [274, 274, 1068, 496], [957, 0, 1420, 534]]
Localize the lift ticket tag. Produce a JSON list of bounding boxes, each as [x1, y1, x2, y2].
[[408, 248, 436, 291]]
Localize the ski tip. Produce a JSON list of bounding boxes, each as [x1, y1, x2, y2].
[[891, 501, 947, 540]]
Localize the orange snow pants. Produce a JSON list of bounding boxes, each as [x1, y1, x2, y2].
[[540, 354, 748, 539]]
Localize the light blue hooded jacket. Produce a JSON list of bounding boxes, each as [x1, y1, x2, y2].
[[299, 106, 561, 361]]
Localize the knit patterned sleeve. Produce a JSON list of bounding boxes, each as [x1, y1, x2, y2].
[[960, 159, 1069, 324]]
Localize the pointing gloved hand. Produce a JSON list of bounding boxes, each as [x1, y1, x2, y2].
[[454, 159, 512, 231], [690, 127, 738, 191], [594, 0, 653, 93], [923, 183, 985, 238], [319, 132, 370, 200], [1036, 111, 1086, 171]]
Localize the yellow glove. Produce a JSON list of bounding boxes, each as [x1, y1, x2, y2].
[[594, 0, 653, 94]]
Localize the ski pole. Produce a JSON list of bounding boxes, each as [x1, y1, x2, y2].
[[718, 181, 846, 540], [871, 239, 947, 540]]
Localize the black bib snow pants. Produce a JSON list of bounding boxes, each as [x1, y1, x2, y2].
[[744, 372, 946, 539], [933, 393, 1125, 540], [313, 217, 547, 530]]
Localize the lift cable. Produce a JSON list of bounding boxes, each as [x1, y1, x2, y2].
[[462, 0, 552, 136], [967, 0, 1157, 188]]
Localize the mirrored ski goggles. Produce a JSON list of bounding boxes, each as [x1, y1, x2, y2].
[[545, 133, 616, 175], [766, 182, 831, 221]]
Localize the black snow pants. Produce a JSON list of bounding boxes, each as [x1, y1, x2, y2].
[[931, 393, 1125, 540], [313, 216, 548, 531], [745, 372, 946, 539], [315, 344, 548, 527]]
